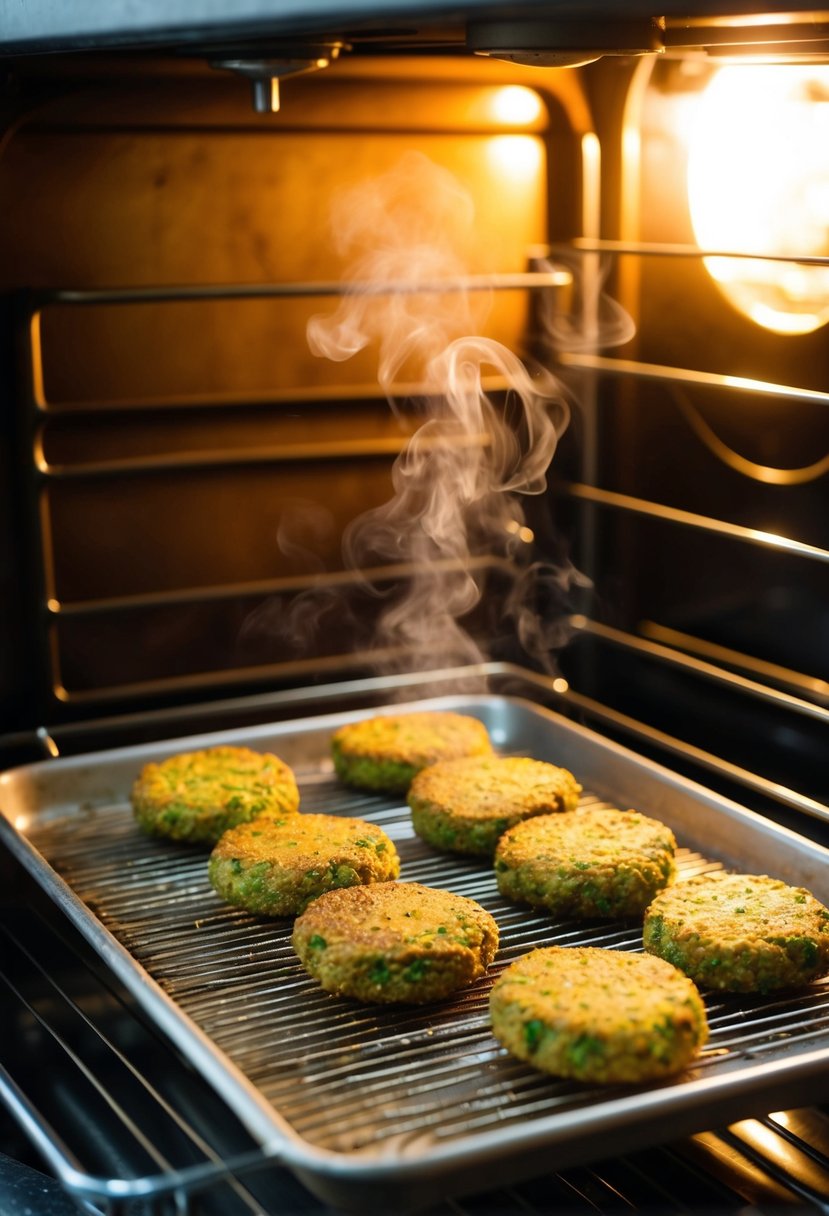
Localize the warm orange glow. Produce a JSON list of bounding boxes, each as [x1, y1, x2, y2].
[[581, 132, 601, 239], [486, 135, 543, 181], [688, 65, 829, 334], [506, 519, 535, 543], [490, 86, 543, 126]]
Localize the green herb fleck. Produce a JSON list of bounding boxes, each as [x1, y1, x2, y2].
[[369, 959, 392, 986], [523, 1019, 546, 1053], [566, 1034, 605, 1070]]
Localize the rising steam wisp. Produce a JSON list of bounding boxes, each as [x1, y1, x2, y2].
[[306, 151, 580, 686]]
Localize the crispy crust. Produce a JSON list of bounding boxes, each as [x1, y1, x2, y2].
[[408, 755, 582, 857], [494, 807, 676, 919], [208, 813, 400, 917], [331, 712, 493, 794], [489, 946, 708, 1083], [643, 871, 829, 993], [292, 881, 499, 1003], [131, 746, 300, 845]]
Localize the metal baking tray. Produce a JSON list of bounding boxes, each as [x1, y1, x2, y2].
[[2, 694, 828, 1211]]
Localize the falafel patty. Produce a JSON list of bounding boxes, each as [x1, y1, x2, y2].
[[489, 945, 708, 1084], [292, 881, 499, 1003], [643, 871, 829, 993], [408, 755, 582, 857], [208, 813, 400, 916], [494, 806, 676, 919], [132, 746, 300, 845], [331, 711, 493, 794]]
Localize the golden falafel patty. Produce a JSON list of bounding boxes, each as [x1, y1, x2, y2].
[[331, 711, 493, 794], [208, 813, 400, 917], [408, 755, 582, 857], [494, 806, 676, 919], [643, 871, 829, 993], [292, 881, 499, 1003], [489, 946, 708, 1084], [132, 746, 299, 845]]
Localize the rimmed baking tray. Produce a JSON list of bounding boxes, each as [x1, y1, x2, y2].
[[2, 694, 828, 1211]]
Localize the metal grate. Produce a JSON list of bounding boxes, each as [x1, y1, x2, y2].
[[23, 771, 829, 1163], [3, 902, 828, 1216]]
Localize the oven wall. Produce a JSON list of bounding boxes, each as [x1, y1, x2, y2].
[[0, 56, 588, 743]]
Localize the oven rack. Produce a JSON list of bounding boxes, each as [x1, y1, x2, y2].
[[4, 897, 829, 1216], [3, 709, 829, 1216]]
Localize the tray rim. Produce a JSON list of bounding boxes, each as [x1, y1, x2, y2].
[[2, 692, 829, 1206]]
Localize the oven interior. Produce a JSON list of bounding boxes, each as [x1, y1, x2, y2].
[[1, 6, 828, 1213]]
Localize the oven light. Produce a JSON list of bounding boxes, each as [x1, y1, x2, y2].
[[490, 86, 543, 125], [687, 64, 829, 334]]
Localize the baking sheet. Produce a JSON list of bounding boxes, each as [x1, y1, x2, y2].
[[2, 694, 828, 1211]]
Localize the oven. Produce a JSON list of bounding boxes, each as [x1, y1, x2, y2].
[[1, 3, 828, 1213]]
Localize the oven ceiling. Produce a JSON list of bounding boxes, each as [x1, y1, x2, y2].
[[1, 0, 829, 56]]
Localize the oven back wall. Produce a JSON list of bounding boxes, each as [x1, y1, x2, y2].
[[0, 59, 567, 735]]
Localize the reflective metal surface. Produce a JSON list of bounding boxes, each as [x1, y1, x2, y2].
[[2, 695, 828, 1209]]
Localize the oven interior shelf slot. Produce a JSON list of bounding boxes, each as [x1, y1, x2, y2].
[[43, 648, 447, 709], [560, 481, 829, 563], [565, 239, 829, 269], [36, 432, 476, 479], [33, 378, 513, 417], [559, 352, 829, 408], [34, 270, 573, 308], [558, 684, 829, 825], [569, 616, 829, 724], [46, 557, 511, 618], [638, 621, 829, 705]]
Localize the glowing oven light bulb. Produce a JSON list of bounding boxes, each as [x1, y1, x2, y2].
[[687, 64, 829, 334]]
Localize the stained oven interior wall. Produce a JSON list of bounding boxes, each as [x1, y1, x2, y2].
[[0, 56, 588, 746]]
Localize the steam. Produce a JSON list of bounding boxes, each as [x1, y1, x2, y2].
[[534, 253, 637, 354], [302, 150, 581, 680]]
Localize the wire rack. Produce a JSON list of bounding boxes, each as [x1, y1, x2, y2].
[[4, 750, 829, 1213]]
